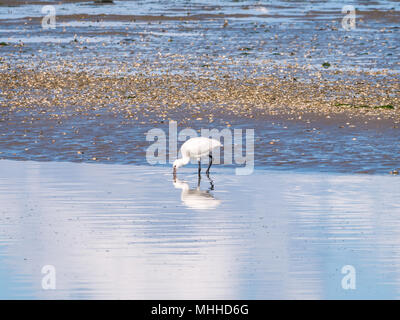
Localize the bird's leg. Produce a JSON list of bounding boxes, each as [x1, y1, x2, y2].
[[197, 172, 201, 188], [206, 154, 213, 176], [198, 160, 201, 177], [206, 173, 214, 190]]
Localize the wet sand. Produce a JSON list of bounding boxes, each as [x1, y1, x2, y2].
[[1, 159, 400, 299]]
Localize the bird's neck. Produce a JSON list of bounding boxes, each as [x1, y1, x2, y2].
[[180, 156, 190, 166]]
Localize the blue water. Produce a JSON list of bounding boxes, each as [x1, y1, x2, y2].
[[1, 112, 400, 174]]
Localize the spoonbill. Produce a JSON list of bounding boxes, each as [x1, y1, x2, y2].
[[173, 137, 222, 175]]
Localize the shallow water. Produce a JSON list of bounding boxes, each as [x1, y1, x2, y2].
[[2, 111, 400, 174], [1, 0, 399, 19], [1, 0, 399, 73], [0, 159, 400, 299]]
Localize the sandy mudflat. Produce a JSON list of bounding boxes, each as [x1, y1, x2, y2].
[[1, 66, 399, 121]]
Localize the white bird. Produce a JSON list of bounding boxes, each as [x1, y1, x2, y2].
[[173, 137, 222, 175]]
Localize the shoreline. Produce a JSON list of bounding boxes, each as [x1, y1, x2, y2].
[[0, 157, 397, 177]]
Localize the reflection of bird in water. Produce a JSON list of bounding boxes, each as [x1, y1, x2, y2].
[[173, 175, 221, 210]]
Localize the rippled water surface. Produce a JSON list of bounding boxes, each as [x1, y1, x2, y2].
[[1, 159, 400, 299]]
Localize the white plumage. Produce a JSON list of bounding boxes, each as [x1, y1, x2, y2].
[[173, 137, 222, 175]]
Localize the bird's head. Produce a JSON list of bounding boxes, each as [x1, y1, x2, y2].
[[173, 159, 182, 174], [172, 159, 182, 174], [173, 157, 190, 175]]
